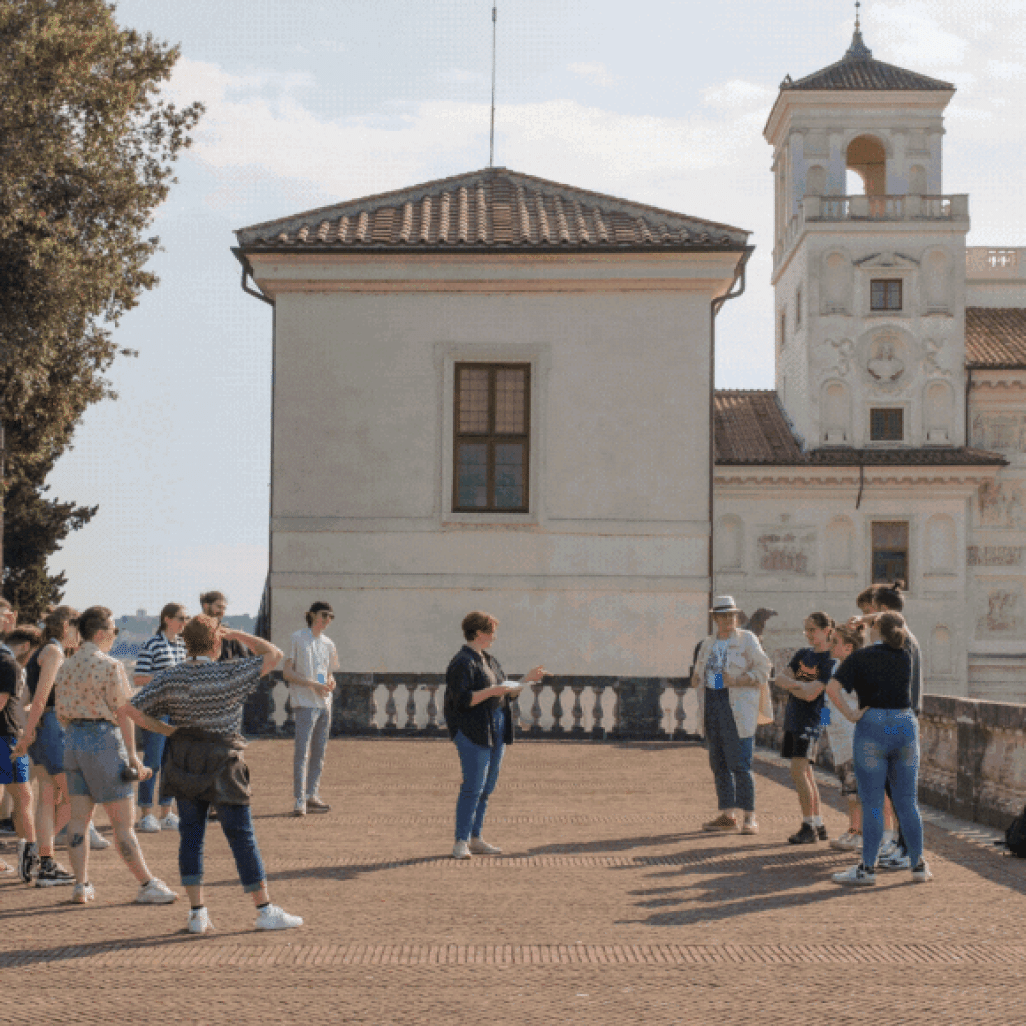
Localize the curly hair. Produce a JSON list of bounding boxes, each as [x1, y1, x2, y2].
[[461, 611, 498, 642], [181, 614, 225, 658]]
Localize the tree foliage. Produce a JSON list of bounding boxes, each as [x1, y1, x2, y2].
[[0, 0, 202, 619]]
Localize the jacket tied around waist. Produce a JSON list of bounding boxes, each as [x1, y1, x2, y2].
[[161, 725, 252, 806]]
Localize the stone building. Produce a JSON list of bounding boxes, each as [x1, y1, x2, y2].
[[712, 27, 1026, 701], [234, 170, 750, 681]]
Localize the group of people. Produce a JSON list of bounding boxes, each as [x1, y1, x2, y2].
[[0, 591, 342, 935]]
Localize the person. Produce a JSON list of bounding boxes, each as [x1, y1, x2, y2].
[[200, 591, 251, 661], [443, 611, 546, 860], [0, 598, 39, 883], [54, 605, 178, 906], [125, 615, 303, 933], [0, 625, 39, 872], [13, 607, 80, 885], [282, 601, 338, 817], [132, 603, 188, 833], [774, 612, 835, 844], [692, 596, 773, 835], [824, 612, 932, 886]]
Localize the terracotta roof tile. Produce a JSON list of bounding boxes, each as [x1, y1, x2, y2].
[[965, 308, 1026, 368], [714, 390, 1005, 467], [235, 167, 749, 253]]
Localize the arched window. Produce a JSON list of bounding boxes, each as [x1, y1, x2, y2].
[[846, 135, 887, 197]]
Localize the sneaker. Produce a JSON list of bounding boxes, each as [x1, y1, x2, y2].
[[702, 813, 738, 832], [135, 878, 179, 904], [35, 859, 75, 887], [255, 904, 303, 930], [136, 815, 161, 833], [879, 847, 912, 871], [452, 840, 472, 860], [187, 907, 215, 934], [740, 817, 759, 836], [878, 838, 898, 860], [0, 859, 14, 875], [71, 882, 96, 904], [305, 796, 330, 814], [831, 863, 877, 886], [788, 823, 818, 845], [89, 824, 111, 850], [829, 831, 862, 852], [293, 799, 307, 817], [469, 837, 502, 855], [911, 859, 933, 883], [17, 840, 39, 883], [817, 824, 829, 841], [160, 813, 180, 831]]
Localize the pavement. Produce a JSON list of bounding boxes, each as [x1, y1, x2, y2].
[[1, 736, 1024, 1025]]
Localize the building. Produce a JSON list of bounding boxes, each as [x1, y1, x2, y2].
[[235, 170, 750, 680]]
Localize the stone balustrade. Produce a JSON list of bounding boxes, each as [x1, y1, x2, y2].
[[965, 246, 1023, 276]]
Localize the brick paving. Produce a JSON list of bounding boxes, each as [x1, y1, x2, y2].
[[2, 737, 1025, 1024]]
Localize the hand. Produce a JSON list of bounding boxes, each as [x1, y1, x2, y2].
[[523, 666, 547, 684], [131, 755, 153, 782], [10, 733, 32, 759], [795, 662, 818, 681], [852, 707, 867, 722]]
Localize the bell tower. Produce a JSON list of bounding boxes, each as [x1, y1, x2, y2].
[[764, 14, 970, 451]]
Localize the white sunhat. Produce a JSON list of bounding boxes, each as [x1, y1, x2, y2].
[[709, 595, 742, 614]]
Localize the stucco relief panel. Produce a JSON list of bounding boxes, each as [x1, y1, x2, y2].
[[858, 327, 921, 398], [968, 546, 1023, 567], [975, 581, 1026, 638], [976, 482, 1026, 529], [755, 527, 816, 576], [971, 413, 1026, 454]]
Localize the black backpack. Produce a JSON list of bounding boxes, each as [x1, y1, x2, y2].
[[1004, 807, 1026, 858]]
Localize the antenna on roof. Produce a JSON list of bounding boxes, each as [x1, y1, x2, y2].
[[489, 2, 497, 167], [855, 0, 861, 32]]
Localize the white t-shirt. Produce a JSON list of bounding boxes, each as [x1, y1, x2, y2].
[[705, 639, 730, 689], [289, 627, 338, 711]]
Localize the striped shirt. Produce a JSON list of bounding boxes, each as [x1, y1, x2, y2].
[[134, 632, 186, 678], [131, 656, 264, 737]]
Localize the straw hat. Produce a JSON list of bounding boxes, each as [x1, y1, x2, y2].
[[709, 595, 742, 614]]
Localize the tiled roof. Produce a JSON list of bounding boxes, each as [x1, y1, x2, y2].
[[235, 167, 750, 252], [714, 390, 1005, 467], [965, 308, 1026, 368], [780, 31, 953, 92]]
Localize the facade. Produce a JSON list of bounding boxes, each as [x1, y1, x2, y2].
[[713, 29, 1026, 701], [235, 169, 750, 679]]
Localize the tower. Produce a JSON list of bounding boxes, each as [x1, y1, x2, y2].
[[764, 21, 969, 452]]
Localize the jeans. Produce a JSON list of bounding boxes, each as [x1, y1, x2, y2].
[[137, 720, 172, 808], [293, 706, 330, 801], [853, 708, 923, 868], [177, 798, 266, 893], [704, 688, 755, 812], [453, 730, 505, 842]]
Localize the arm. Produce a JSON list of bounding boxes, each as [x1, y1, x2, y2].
[[223, 630, 282, 678], [825, 679, 863, 723], [133, 673, 154, 687], [19, 646, 62, 745], [282, 657, 333, 696], [115, 704, 152, 780], [776, 669, 826, 702], [120, 704, 176, 737]]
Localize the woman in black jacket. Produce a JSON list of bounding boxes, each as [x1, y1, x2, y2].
[[444, 611, 546, 860]]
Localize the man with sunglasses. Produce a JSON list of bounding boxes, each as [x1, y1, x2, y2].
[[282, 602, 338, 816]]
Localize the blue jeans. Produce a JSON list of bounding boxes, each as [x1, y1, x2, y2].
[[854, 708, 923, 868], [293, 706, 330, 801], [453, 731, 505, 842], [704, 688, 755, 812], [177, 798, 266, 893], [137, 720, 172, 808]]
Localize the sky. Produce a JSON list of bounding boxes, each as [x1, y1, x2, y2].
[[41, 0, 1026, 617]]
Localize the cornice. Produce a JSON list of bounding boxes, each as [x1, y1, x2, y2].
[[716, 465, 1001, 489]]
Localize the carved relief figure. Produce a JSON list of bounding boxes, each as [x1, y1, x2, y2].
[[971, 413, 1026, 454], [756, 529, 815, 575], [976, 585, 1025, 636], [868, 341, 905, 382], [967, 546, 1023, 567], [977, 482, 1025, 529], [924, 337, 950, 376]]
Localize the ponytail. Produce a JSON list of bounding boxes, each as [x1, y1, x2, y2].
[[877, 612, 908, 651], [875, 580, 906, 612]]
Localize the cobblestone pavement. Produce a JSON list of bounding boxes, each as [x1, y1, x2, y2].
[[2, 737, 1024, 1024]]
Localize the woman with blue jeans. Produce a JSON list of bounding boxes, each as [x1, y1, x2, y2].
[[824, 612, 932, 886], [443, 611, 546, 860]]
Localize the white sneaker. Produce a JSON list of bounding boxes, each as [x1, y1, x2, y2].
[[831, 863, 877, 886], [255, 904, 303, 930], [293, 799, 307, 817], [468, 837, 501, 855], [879, 848, 912, 871], [878, 838, 898, 860], [72, 882, 96, 904], [88, 824, 110, 850], [161, 813, 180, 831], [136, 877, 179, 904], [911, 859, 934, 883], [188, 907, 215, 934], [452, 840, 472, 860], [829, 831, 862, 852], [136, 815, 161, 833]]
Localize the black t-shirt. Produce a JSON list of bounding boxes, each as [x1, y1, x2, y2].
[[0, 646, 25, 738], [25, 642, 59, 708], [833, 644, 912, 710], [783, 647, 833, 734]]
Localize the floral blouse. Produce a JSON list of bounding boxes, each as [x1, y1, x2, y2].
[[54, 642, 135, 725]]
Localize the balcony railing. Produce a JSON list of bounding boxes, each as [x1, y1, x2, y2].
[[965, 247, 1023, 277]]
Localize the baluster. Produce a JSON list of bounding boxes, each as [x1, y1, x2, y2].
[[673, 683, 689, 741], [530, 683, 544, 734], [269, 680, 291, 735], [570, 683, 585, 734], [550, 683, 565, 734], [591, 683, 605, 740], [611, 681, 622, 736], [404, 682, 419, 731], [367, 684, 379, 732], [384, 683, 399, 732], [425, 683, 440, 733]]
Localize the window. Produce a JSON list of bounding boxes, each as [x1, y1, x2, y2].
[[872, 522, 909, 585], [795, 287, 802, 329], [870, 408, 903, 442], [779, 310, 786, 347], [453, 363, 530, 512], [870, 279, 902, 311]]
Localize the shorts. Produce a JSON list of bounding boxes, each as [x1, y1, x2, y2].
[[0, 736, 30, 785], [835, 759, 859, 797], [63, 721, 133, 805], [782, 729, 818, 761], [27, 709, 65, 776]]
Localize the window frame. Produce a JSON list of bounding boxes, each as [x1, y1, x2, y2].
[[870, 520, 910, 587], [795, 287, 802, 330], [869, 407, 905, 443], [452, 362, 531, 514], [870, 278, 903, 312]]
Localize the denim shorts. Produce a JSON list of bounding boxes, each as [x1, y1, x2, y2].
[[0, 736, 30, 785], [27, 709, 65, 776], [64, 721, 133, 804]]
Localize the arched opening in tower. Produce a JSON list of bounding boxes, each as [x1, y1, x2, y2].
[[845, 135, 886, 197]]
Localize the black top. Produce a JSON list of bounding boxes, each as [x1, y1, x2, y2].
[[444, 645, 514, 748], [25, 641, 60, 708], [783, 648, 833, 734], [0, 645, 25, 738], [833, 644, 913, 711], [218, 638, 251, 662]]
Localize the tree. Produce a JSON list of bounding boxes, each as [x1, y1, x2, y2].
[[0, 0, 203, 618]]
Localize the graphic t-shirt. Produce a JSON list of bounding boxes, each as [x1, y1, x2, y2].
[[783, 647, 833, 735], [705, 640, 730, 690]]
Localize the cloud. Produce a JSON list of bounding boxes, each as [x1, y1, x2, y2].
[[701, 79, 776, 111], [568, 62, 618, 88]]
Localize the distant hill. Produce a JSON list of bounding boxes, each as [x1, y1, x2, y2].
[[112, 611, 255, 666]]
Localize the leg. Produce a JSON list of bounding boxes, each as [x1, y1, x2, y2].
[[790, 757, 814, 817], [887, 715, 924, 866], [806, 765, 822, 818], [36, 772, 57, 857], [717, 703, 753, 813], [216, 803, 269, 903], [136, 726, 165, 818], [292, 708, 315, 803], [104, 797, 154, 884], [853, 717, 889, 866], [471, 742, 506, 839], [705, 693, 736, 811], [10, 781, 36, 843], [67, 795, 95, 884], [177, 797, 209, 906], [453, 732, 490, 842], [304, 708, 330, 800], [849, 797, 862, 833]]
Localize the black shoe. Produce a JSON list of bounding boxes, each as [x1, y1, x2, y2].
[[817, 824, 829, 841], [35, 859, 75, 887], [17, 840, 39, 883], [0, 817, 16, 836], [788, 822, 818, 845]]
